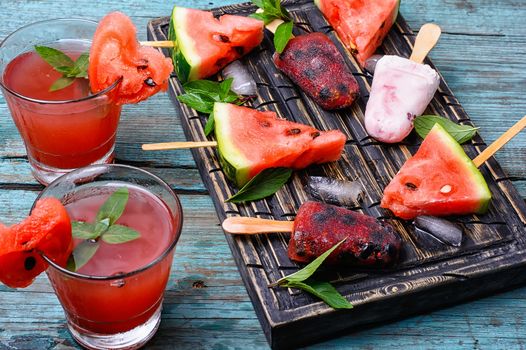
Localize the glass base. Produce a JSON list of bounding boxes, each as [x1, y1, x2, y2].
[[67, 303, 162, 350], [29, 147, 115, 185]]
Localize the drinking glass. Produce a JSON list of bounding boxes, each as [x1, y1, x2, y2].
[[35, 164, 183, 349], [0, 19, 122, 185]]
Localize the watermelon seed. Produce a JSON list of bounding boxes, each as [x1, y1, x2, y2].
[[144, 78, 156, 87], [287, 128, 301, 135], [259, 121, 271, 127], [405, 182, 418, 191], [137, 65, 148, 71], [310, 132, 320, 139], [440, 185, 452, 194], [24, 256, 36, 271], [213, 34, 230, 43]]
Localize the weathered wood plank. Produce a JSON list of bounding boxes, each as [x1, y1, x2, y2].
[[0, 0, 525, 349]]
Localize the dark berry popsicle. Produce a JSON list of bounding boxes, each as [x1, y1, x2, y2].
[[222, 201, 401, 267], [273, 32, 360, 110], [289, 201, 401, 266]]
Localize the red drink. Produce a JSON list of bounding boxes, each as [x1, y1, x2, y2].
[[48, 184, 177, 334], [0, 19, 122, 185], [3, 48, 121, 169], [38, 164, 183, 349]]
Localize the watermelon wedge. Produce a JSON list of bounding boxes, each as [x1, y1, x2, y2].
[[89, 12, 174, 104], [0, 198, 72, 288], [381, 124, 492, 219], [315, 0, 399, 66], [169, 7, 264, 83], [214, 103, 346, 186]]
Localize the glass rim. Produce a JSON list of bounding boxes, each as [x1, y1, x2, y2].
[[0, 17, 122, 105], [35, 164, 184, 281]]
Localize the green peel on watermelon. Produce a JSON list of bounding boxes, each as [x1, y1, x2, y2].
[[169, 7, 264, 83], [213, 102, 346, 187], [315, 0, 399, 66], [381, 123, 492, 220]]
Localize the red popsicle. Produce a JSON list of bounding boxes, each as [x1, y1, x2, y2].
[[273, 32, 360, 110], [223, 201, 401, 267]]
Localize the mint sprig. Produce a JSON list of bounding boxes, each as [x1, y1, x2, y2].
[[414, 115, 479, 144], [67, 187, 140, 272], [177, 78, 247, 136], [270, 238, 353, 309], [250, 0, 294, 54], [34, 46, 89, 92]]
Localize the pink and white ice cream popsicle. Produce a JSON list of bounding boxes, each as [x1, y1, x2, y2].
[[364, 23, 441, 143]]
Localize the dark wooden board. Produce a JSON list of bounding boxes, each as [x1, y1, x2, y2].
[[147, 1, 526, 348]]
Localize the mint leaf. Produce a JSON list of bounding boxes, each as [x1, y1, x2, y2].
[[67, 53, 89, 78], [71, 222, 97, 239], [96, 187, 129, 225], [283, 279, 353, 309], [34, 46, 89, 92], [34, 45, 74, 70], [68, 240, 100, 272], [93, 218, 110, 237], [178, 79, 247, 135], [249, 13, 275, 24], [274, 21, 294, 54], [270, 239, 353, 309], [177, 93, 215, 114], [274, 238, 347, 285], [219, 78, 234, 100], [101, 225, 140, 244], [226, 167, 292, 203], [414, 115, 479, 144], [204, 111, 215, 136], [49, 77, 75, 92], [67, 187, 142, 272], [251, 0, 292, 25]]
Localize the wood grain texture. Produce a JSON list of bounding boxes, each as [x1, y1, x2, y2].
[[150, 0, 526, 347], [0, 0, 525, 349]]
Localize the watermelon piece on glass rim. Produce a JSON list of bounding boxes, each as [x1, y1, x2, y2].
[[0, 198, 72, 288], [88, 12, 174, 105]]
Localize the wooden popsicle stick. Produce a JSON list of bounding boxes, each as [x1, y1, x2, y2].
[[222, 217, 294, 235], [142, 141, 217, 151], [473, 115, 526, 167], [139, 40, 174, 48], [409, 23, 441, 64]]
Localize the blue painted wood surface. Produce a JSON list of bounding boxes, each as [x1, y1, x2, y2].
[[0, 1, 525, 349]]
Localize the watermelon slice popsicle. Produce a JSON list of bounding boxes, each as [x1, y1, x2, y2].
[[143, 103, 346, 187], [381, 116, 526, 219], [222, 201, 402, 267], [364, 23, 441, 143]]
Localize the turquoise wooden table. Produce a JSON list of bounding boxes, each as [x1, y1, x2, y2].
[[1, 1, 525, 349]]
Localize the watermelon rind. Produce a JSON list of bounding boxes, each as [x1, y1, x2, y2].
[[431, 123, 492, 213], [170, 6, 200, 83], [213, 102, 251, 186]]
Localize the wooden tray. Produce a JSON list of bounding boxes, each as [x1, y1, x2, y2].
[[147, 1, 526, 348]]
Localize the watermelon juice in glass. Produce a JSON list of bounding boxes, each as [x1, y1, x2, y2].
[[0, 19, 122, 185], [35, 164, 183, 349]]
